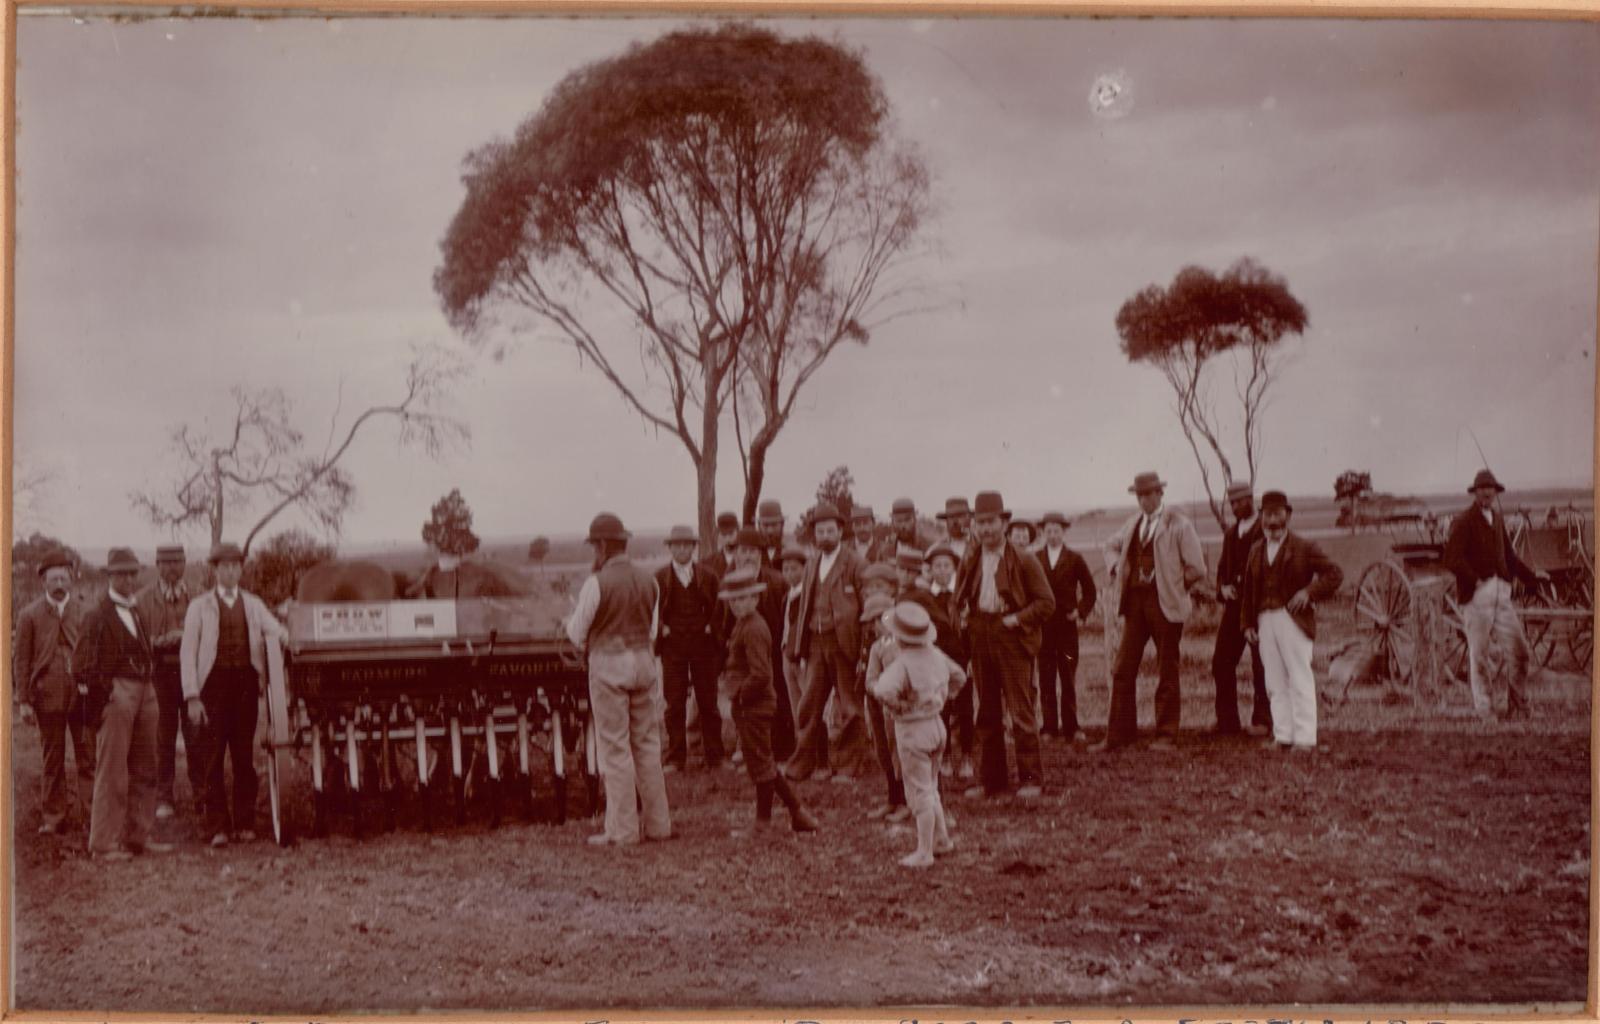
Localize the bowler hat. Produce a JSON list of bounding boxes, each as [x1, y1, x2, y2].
[[859, 592, 895, 624], [810, 502, 844, 526], [585, 513, 631, 544], [156, 544, 187, 565], [779, 544, 808, 566], [886, 602, 935, 647], [850, 505, 875, 523], [1225, 480, 1253, 502], [1039, 511, 1071, 529], [936, 497, 971, 520], [895, 546, 925, 572], [106, 547, 142, 573], [890, 498, 916, 516], [715, 511, 739, 532], [1260, 490, 1293, 513], [1129, 472, 1167, 495], [756, 500, 784, 523], [972, 491, 1009, 519], [924, 541, 958, 565], [665, 525, 697, 545], [717, 566, 767, 601], [36, 549, 73, 576], [734, 526, 765, 550], [1469, 469, 1506, 494], [208, 542, 244, 565]]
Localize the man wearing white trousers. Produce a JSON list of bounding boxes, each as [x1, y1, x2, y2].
[[566, 513, 672, 847], [1240, 491, 1343, 752], [1443, 469, 1547, 719]]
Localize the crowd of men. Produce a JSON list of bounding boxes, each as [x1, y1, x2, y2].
[[15, 468, 1545, 857]]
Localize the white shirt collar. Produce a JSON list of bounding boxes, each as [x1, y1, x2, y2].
[[216, 586, 239, 606], [817, 546, 839, 577], [108, 587, 138, 609], [1265, 532, 1287, 562], [1236, 514, 1258, 536], [47, 593, 69, 616], [1481, 506, 1495, 525], [671, 561, 694, 585], [1045, 543, 1064, 561]]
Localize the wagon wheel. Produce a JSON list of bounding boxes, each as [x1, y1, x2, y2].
[[1570, 616, 1594, 673], [263, 635, 295, 846], [1354, 559, 1419, 690], [1439, 595, 1472, 692]]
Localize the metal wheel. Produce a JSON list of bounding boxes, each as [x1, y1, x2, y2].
[[1354, 559, 1418, 688], [263, 635, 294, 846]]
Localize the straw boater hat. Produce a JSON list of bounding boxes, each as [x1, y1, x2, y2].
[[208, 542, 244, 565], [665, 525, 697, 546], [1225, 480, 1253, 503], [36, 549, 73, 577], [861, 563, 899, 589], [1129, 472, 1166, 495], [895, 546, 925, 572], [757, 500, 784, 524], [936, 497, 971, 521], [885, 601, 935, 647], [105, 547, 142, 573], [718, 566, 767, 601], [1038, 512, 1071, 530], [1260, 490, 1293, 514], [859, 591, 895, 623], [1469, 469, 1506, 494], [156, 544, 186, 564]]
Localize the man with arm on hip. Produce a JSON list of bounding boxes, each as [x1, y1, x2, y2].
[[14, 550, 93, 835]]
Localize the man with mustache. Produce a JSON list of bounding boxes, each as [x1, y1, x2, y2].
[[136, 544, 206, 820], [13, 549, 93, 835], [936, 497, 973, 562]]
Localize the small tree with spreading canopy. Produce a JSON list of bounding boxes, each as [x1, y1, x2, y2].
[[1114, 257, 1308, 529], [243, 529, 337, 608], [434, 23, 933, 554], [422, 488, 481, 558]]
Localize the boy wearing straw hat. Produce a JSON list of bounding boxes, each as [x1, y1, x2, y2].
[[869, 601, 968, 868], [719, 567, 820, 835]]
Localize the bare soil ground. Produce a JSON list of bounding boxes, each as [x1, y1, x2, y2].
[[10, 610, 1591, 1014]]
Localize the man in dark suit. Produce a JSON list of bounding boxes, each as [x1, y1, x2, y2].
[[1443, 469, 1547, 719], [1211, 482, 1270, 737], [1035, 511, 1097, 742], [75, 548, 171, 859], [784, 503, 870, 782], [701, 511, 741, 579], [1240, 492, 1344, 752], [850, 506, 885, 563], [936, 496, 973, 562], [13, 550, 93, 835], [954, 490, 1055, 799], [656, 525, 725, 771], [924, 542, 973, 776], [756, 500, 787, 569]]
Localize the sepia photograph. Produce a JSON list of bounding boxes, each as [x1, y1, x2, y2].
[[5, 6, 1597, 1016]]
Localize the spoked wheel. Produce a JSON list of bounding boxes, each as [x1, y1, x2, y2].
[[1570, 616, 1594, 673], [1354, 559, 1418, 692], [1439, 595, 1472, 694]]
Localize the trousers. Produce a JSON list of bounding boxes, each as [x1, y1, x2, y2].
[[202, 666, 261, 834], [1258, 609, 1317, 746], [588, 647, 672, 842], [970, 614, 1042, 792], [789, 632, 870, 778], [661, 651, 723, 767], [1037, 618, 1081, 734], [154, 666, 207, 806], [1212, 601, 1270, 731], [1108, 585, 1183, 745], [89, 677, 159, 854], [1463, 577, 1532, 716], [895, 716, 947, 821], [36, 706, 95, 828]]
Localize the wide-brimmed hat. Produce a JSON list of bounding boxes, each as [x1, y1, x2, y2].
[[1038, 511, 1071, 530], [861, 563, 899, 589], [779, 544, 808, 566], [1008, 519, 1037, 543], [585, 513, 631, 544], [665, 525, 697, 546], [208, 542, 244, 565], [924, 541, 958, 565], [850, 505, 875, 523], [37, 549, 74, 576], [1225, 480, 1253, 502], [155, 544, 187, 565], [756, 500, 784, 523], [859, 592, 894, 623], [972, 491, 1008, 519], [1129, 472, 1167, 495], [717, 566, 767, 601], [734, 526, 764, 550], [715, 511, 739, 532], [810, 502, 844, 526], [886, 601, 935, 647], [890, 498, 916, 517], [936, 497, 972, 520], [1469, 469, 1506, 494], [895, 546, 925, 572], [106, 547, 142, 573], [1260, 490, 1293, 513]]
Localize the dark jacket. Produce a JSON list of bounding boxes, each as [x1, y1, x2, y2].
[[787, 545, 867, 663], [1038, 545, 1097, 625], [73, 594, 155, 724], [654, 561, 722, 659], [896, 582, 964, 666], [953, 542, 1057, 657], [699, 550, 735, 581], [1239, 532, 1344, 641], [13, 596, 85, 713], [1443, 504, 1539, 604], [723, 613, 775, 709], [1216, 518, 1265, 603]]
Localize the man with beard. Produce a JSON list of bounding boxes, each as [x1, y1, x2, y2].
[[850, 506, 885, 564], [1035, 512, 1096, 742], [566, 513, 671, 846], [1211, 482, 1270, 737], [756, 500, 787, 569], [137, 545, 206, 819], [655, 525, 724, 773], [953, 491, 1055, 800], [936, 497, 973, 562], [701, 511, 741, 579], [1240, 491, 1344, 751], [14, 550, 93, 835], [784, 502, 870, 783], [891, 498, 935, 553]]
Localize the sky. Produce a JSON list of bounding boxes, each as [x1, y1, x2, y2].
[[12, 14, 1599, 551]]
